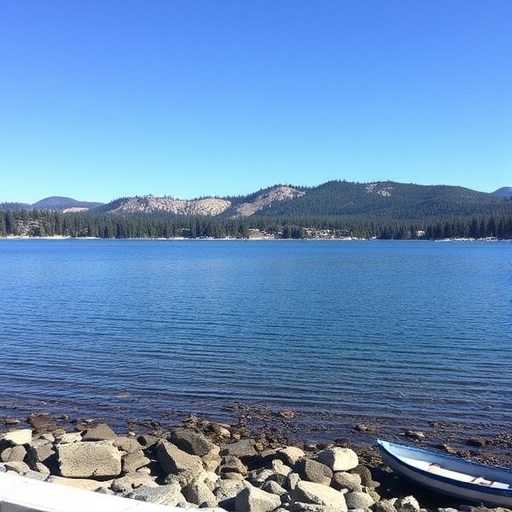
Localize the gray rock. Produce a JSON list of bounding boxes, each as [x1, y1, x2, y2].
[[34, 462, 51, 475], [316, 448, 358, 472], [156, 440, 204, 484], [277, 447, 305, 466], [183, 480, 218, 507], [0, 429, 32, 446], [373, 500, 397, 512], [49, 475, 112, 491], [271, 459, 292, 476], [1, 445, 27, 462], [292, 481, 348, 512], [235, 483, 282, 512], [111, 472, 158, 493], [122, 449, 150, 473], [125, 482, 188, 507], [289, 504, 329, 512], [344, 490, 375, 509], [4, 460, 31, 475], [57, 440, 122, 478], [24, 469, 49, 481], [210, 422, 232, 438], [201, 470, 220, 491], [331, 472, 362, 492], [266, 473, 288, 489], [223, 471, 246, 481], [221, 455, 249, 476], [215, 478, 247, 501], [395, 496, 420, 512], [27, 414, 58, 433], [367, 488, 381, 502], [137, 433, 160, 448], [58, 432, 83, 444], [82, 423, 117, 441], [113, 436, 143, 453], [284, 472, 301, 491], [221, 439, 257, 460], [350, 465, 379, 488], [261, 480, 287, 497], [27, 438, 55, 465], [203, 444, 222, 472], [295, 458, 333, 485], [170, 427, 215, 456], [248, 468, 276, 486]]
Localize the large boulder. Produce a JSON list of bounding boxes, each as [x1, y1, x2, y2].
[[57, 440, 122, 478], [277, 446, 305, 466], [122, 449, 150, 473], [221, 439, 258, 460], [113, 436, 143, 454], [125, 482, 188, 507], [271, 459, 292, 476], [214, 478, 247, 502], [316, 447, 358, 472], [183, 480, 218, 507], [157, 440, 204, 486], [344, 490, 375, 509], [1, 445, 27, 463], [170, 428, 215, 456], [260, 479, 287, 497], [111, 472, 158, 493], [350, 464, 379, 488], [49, 475, 112, 491], [289, 504, 329, 512], [235, 483, 282, 512], [26, 438, 55, 466], [203, 443, 222, 472], [28, 414, 58, 433], [373, 499, 398, 512], [0, 429, 32, 446], [221, 455, 249, 477], [3, 460, 30, 475], [81, 423, 117, 441], [58, 432, 82, 444], [295, 458, 332, 485], [291, 481, 348, 512], [395, 495, 420, 512], [331, 471, 362, 492]]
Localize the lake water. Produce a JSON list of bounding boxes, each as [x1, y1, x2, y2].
[[1, 239, 511, 446]]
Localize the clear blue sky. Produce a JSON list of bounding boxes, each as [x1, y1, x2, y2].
[[1, 1, 510, 204]]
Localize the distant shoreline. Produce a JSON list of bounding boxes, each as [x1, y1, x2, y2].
[[0, 235, 506, 242]]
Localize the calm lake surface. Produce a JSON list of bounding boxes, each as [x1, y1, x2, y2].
[[1, 239, 511, 444]]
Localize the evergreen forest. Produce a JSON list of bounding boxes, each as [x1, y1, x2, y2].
[[1, 208, 511, 240]]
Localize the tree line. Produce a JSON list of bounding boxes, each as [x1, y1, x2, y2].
[[1, 209, 511, 240]]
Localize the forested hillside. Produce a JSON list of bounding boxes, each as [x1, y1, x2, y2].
[[250, 181, 511, 218], [1, 180, 511, 239]]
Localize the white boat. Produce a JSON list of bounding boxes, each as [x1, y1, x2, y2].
[[377, 439, 512, 507]]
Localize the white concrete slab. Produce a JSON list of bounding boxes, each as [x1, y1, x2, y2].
[[0, 472, 205, 512]]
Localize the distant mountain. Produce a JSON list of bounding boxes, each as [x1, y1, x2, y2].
[[92, 181, 511, 219], [93, 186, 305, 217], [0, 196, 104, 212], [32, 196, 104, 212], [492, 187, 512, 198], [2, 182, 511, 219]]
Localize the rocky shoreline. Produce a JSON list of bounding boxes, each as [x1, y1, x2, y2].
[[0, 412, 511, 512]]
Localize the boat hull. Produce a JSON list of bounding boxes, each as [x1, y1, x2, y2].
[[378, 440, 512, 507]]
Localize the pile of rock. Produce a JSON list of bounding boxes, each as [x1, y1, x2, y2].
[[0, 421, 480, 512]]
